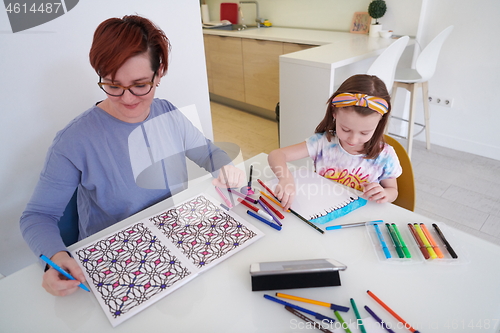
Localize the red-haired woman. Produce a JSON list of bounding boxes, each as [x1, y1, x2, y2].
[[20, 15, 244, 296]]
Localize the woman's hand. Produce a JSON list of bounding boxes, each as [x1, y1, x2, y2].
[[42, 251, 86, 297], [212, 165, 245, 188]]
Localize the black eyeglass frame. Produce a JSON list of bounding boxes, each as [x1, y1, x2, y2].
[[97, 71, 157, 97]]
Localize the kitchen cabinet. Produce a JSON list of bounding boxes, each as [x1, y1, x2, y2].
[[204, 34, 315, 112], [204, 35, 245, 102], [242, 38, 283, 111]]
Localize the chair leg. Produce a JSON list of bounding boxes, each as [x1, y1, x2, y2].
[[406, 83, 418, 159], [422, 81, 431, 150], [387, 83, 399, 134]]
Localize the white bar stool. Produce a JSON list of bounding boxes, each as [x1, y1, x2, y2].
[[391, 26, 454, 158], [367, 35, 410, 93]]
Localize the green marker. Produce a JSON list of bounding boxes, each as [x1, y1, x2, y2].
[[386, 223, 405, 258], [350, 298, 366, 333], [391, 223, 411, 258], [334, 310, 352, 333]]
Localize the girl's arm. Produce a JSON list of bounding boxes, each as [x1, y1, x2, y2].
[[267, 142, 309, 210], [362, 178, 398, 204]]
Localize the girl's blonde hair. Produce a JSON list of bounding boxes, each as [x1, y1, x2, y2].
[[315, 74, 391, 159]]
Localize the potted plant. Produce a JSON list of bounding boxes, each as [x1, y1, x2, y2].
[[368, 0, 387, 37]]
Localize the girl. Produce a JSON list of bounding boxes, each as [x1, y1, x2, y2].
[[268, 74, 402, 210]]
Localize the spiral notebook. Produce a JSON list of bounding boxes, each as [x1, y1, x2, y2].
[[267, 168, 367, 224]]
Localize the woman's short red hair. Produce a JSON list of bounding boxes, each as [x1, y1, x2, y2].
[[89, 15, 170, 80]]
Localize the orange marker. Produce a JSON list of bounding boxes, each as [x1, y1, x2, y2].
[[259, 191, 289, 212], [367, 290, 420, 333], [419, 223, 444, 258]]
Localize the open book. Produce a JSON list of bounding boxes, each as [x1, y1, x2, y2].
[[71, 194, 263, 327], [267, 168, 367, 224]]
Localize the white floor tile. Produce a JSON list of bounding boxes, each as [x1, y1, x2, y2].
[[443, 185, 500, 216], [481, 214, 500, 237]]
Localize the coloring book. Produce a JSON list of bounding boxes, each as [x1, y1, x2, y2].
[[267, 168, 367, 224], [71, 194, 264, 327]]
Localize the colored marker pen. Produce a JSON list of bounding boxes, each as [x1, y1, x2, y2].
[[414, 223, 437, 259], [40, 255, 90, 292], [391, 223, 411, 258], [374, 223, 391, 259], [386, 223, 405, 258]]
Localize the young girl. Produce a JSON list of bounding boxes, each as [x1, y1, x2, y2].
[[269, 74, 402, 210]]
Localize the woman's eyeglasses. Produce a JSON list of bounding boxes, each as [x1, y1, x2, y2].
[[98, 71, 156, 97]]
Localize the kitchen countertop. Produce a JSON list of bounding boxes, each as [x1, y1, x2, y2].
[[203, 26, 411, 69], [203, 26, 360, 45]]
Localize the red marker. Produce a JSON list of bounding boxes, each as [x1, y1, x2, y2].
[[237, 198, 273, 221], [259, 196, 285, 219], [257, 179, 277, 198]]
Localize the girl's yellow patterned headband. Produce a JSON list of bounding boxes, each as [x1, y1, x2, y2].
[[331, 93, 389, 115]]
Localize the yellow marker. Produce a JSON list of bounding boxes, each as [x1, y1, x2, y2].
[[414, 223, 437, 259], [420, 223, 444, 258]]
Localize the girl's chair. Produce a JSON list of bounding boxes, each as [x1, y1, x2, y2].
[[391, 26, 454, 158], [384, 134, 415, 211], [366, 36, 410, 93]]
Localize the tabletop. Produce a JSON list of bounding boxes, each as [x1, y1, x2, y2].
[[1, 153, 499, 333]]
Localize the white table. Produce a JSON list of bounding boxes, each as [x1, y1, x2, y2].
[[1, 154, 499, 332]]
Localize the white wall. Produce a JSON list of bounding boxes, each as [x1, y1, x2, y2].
[[204, 0, 500, 161], [406, 0, 500, 160], [205, 0, 368, 31], [0, 0, 210, 275]]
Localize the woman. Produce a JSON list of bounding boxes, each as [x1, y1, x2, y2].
[[20, 15, 244, 296]]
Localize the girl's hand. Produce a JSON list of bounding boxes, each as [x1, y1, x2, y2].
[[362, 182, 390, 204], [212, 165, 245, 188], [274, 176, 296, 211], [42, 251, 86, 297]]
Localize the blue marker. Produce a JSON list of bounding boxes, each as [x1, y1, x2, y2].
[[246, 210, 282, 231], [40, 255, 90, 292], [373, 224, 392, 259], [326, 220, 383, 230]]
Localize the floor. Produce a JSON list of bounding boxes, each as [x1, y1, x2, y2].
[[211, 101, 500, 246]]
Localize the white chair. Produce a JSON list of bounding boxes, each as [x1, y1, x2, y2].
[[391, 26, 454, 158], [367, 35, 410, 92]]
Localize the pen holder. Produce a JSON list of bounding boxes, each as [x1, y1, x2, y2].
[[366, 222, 467, 265], [250, 258, 346, 291], [240, 184, 255, 195]]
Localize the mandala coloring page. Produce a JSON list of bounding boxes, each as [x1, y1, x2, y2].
[[72, 194, 263, 326], [150, 195, 259, 269]]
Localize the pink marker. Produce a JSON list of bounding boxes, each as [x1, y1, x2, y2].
[[215, 186, 233, 208]]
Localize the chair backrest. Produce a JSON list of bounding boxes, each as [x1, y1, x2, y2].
[[58, 188, 79, 246], [384, 134, 415, 211], [415, 25, 454, 82], [367, 36, 409, 92]]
